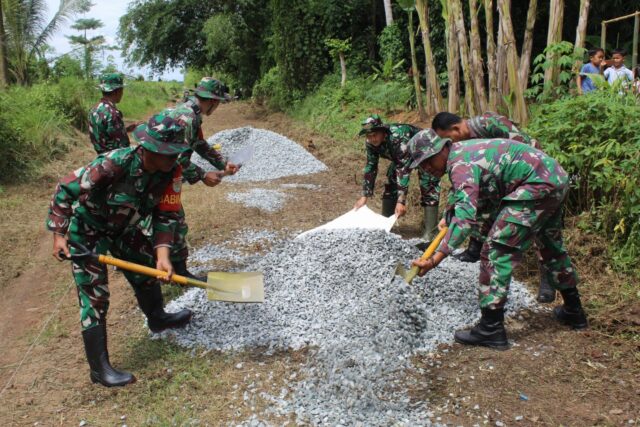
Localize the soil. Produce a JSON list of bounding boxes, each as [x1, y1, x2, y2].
[[0, 102, 638, 426]]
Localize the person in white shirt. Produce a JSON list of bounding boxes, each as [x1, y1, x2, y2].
[[603, 49, 634, 88]]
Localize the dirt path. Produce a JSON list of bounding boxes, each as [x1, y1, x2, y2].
[[0, 102, 638, 426]]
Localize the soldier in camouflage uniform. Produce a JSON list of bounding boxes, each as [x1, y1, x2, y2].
[[48, 113, 193, 387], [354, 115, 441, 240], [407, 129, 587, 350], [431, 111, 555, 303], [160, 77, 238, 280], [88, 73, 140, 154]]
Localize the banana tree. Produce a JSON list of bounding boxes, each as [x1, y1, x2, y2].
[[440, 0, 460, 113], [397, 0, 426, 121], [415, 0, 443, 113]]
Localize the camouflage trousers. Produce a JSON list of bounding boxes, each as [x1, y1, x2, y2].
[[384, 163, 441, 206], [478, 189, 578, 309], [68, 217, 160, 331]]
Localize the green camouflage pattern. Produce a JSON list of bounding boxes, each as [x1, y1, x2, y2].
[[195, 77, 231, 101], [98, 72, 125, 92], [407, 128, 451, 168], [358, 114, 388, 136], [88, 98, 130, 154], [467, 112, 541, 149], [362, 123, 440, 205], [132, 113, 190, 156], [431, 139, 576, 309]]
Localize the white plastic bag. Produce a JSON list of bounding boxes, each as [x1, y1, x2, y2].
[[297, 205, 396, 238]]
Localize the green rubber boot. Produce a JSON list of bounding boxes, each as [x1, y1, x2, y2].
[[421, 206, 439, 242]]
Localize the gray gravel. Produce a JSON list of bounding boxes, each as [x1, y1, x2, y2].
[[226, 188, 288, 212], [161, 229, 534, 426], [191, 127, 327, 182]]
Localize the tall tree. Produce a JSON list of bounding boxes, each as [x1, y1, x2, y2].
[[497, 0, 527, 124], [67, 18, 104, 79], [449, 0, 476, 116], [383, 0, 393, 26], [484, 0, 498, 110], [398, 0, 426, 121], [416, 0, 443, 113], [0, 0, 9, 87], [518, 0, 538, 92], [468, 0, 487, 112], [442, 0, 460, 113], [543, 0, 564, 87], [573, 0, 590, 70]]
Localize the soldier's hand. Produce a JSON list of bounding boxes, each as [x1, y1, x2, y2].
[[412, 257, 437, 277], [354, 196, 368, 210], [52, 233, 70, 261], [438, 218, 447, 231], [155, 247, 174, 282], [125, 121, 143, 132], [394, 203, 406, 218], [224, 162, 239, 176], [203, 171, 224, 187]]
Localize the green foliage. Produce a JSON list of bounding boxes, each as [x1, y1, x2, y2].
[[525, 41, 584, 101], [378, 24, 405, 65], [52, 55, 84, 79], [325, 38, 351, 57], [370, 58, 406, 82], [526, 92, 640, 272], [252, 66, 296, 111]]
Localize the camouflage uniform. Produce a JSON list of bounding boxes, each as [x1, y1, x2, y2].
[[88, 73, 130, 154], [409, 131, 578, 310], [47, 114, 189, 330], [361, 118, 440, 206], [466, 111, 541, 149]]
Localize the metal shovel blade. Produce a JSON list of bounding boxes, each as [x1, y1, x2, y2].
[[206, 271, 264, 303], [229, 145, 255, 167], [392, 263, 420, 284]]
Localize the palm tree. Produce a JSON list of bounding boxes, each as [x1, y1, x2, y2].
[[3, 0, 90, 84]]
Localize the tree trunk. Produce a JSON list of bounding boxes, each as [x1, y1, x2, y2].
[[446, 7, 460, 113], [0, 0, 8, 87], [484, 0, 498, 110], [408, 10, 427, 121], [497, 0, 528, 124], [468, 0, 487, 112], [518, 0, 538, 92], [573, 0, 590, 71], [416, 0, 444, 113], [339, 52, 346, 87], [450, 0, 476, 116], [543, 0, 564, 87], [496, 16, 506, 97], [383, 0, 394, 26]]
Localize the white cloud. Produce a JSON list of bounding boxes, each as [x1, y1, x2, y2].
[[45, 0, 183, 81]]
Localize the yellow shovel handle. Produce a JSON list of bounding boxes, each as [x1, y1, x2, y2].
[[406, 226, 448, 283], [97, 254, 209, 289]]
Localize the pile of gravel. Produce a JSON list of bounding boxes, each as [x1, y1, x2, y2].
[[191, 127, 327, 182], [226, 188, 288, 212], [162, 230, 534, 425]]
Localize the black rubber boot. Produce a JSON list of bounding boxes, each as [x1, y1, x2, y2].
[[454, 237, 482, 263], [134, 283, 193, 333], [82, 324, 136, 387], [454, 308, 509, 350], [536, 269, 556, 303], [554, 288, 588, 330], [381, 197, 397, 218], [173, 260, 207, 282]]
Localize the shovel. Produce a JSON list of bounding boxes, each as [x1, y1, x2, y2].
[[62, 241, 264, 303], [228, 145, 254, 168], [394, 226, 448, 284]]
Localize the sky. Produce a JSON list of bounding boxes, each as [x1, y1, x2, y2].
[[45, 0, 184, 81]]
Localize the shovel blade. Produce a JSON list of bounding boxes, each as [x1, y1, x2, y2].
[[392, 263, 419, 284], [206, 271, 265, 303]]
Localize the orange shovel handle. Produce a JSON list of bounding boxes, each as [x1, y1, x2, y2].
[[97, 254, 208, 288]]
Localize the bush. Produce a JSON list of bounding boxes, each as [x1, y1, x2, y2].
[[252, 66, 300, 112], [526, 91, 640, 272]]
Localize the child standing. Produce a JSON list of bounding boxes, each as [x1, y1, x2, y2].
[[603, 48, 634, 88], [577, 48, 605, 95]]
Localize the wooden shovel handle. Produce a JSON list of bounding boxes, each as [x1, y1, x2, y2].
[[406, 226, 448, 283], [97, 254, 209, 289]]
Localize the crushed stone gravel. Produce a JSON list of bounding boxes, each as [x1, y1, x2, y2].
[[160, 229, 534, 426], [191, 127, 327, 182], [226, 189, 288, 212]]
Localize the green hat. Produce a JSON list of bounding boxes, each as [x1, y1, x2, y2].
[[408, 128, 451, 169], [133, 113, 190, 156], [195, 77, 231, 102], [358, 114, 389, 136], [98, 72, 125, 92]]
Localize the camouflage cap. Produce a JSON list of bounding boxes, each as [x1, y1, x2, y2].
[[358, 114, 389, 136], [133, 113, 189, 156], [98, 72, 126, 92], [195, 77, 231, 102], [408, 128, 451, 169]]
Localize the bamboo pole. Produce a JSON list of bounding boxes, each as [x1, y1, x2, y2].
[[633, 13, 639, 68], [602, 11, 640, 25]]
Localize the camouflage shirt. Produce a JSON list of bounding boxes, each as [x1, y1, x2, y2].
[[362, 124, 422, 200], [467, 112, 540, 149], [88, 98, 130, 154], [47, 146, 180, 248], [438, 139, 568, 255], [165, 96, 226, 183]]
